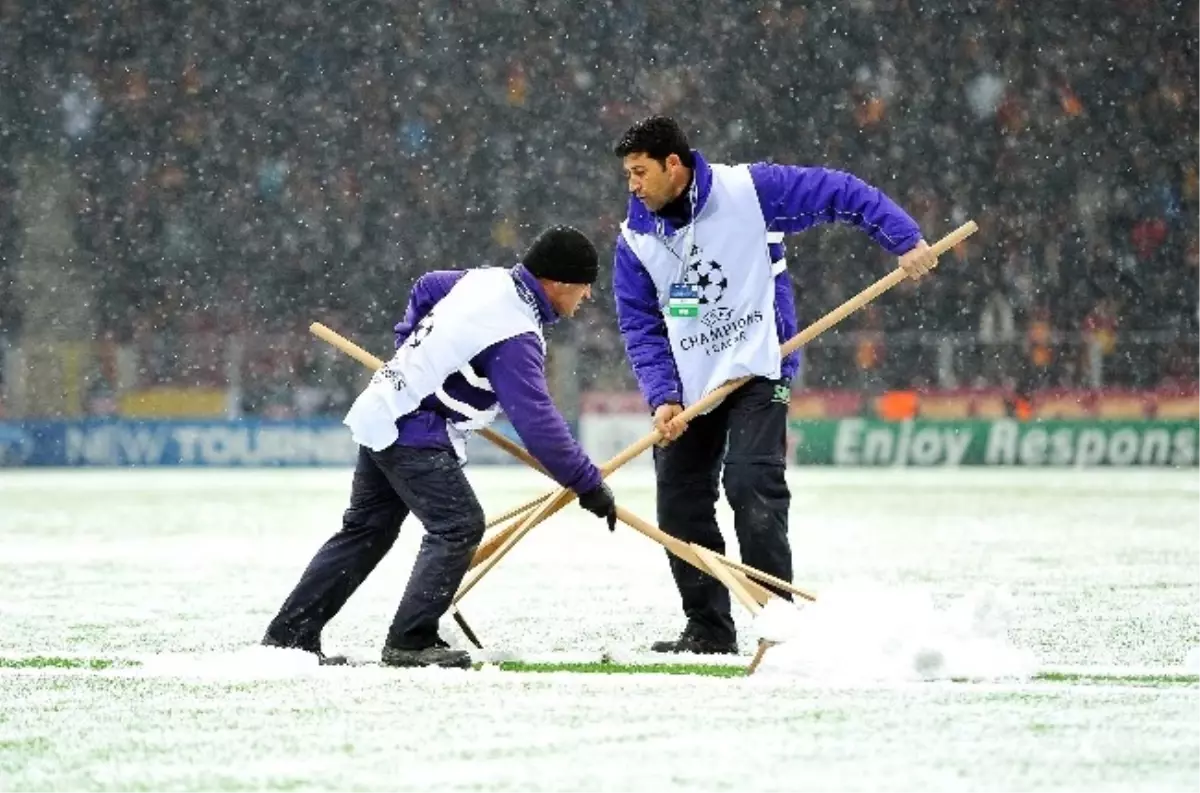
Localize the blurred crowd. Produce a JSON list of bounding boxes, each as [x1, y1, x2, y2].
[[0, 0, 1195, 416]]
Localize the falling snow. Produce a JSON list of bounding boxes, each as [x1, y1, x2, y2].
[[0, 2, 1196, 406]]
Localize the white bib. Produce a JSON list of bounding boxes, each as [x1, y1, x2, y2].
[[343, 268, 543, 452], [620, 164, 780, 407]]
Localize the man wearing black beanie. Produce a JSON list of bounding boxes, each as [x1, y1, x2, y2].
[[263, 225, 617, 669], [521, 225, 601, 298]]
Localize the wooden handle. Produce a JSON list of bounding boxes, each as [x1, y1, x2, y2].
[[780, 219, 977, 357], [616, 506, 813, 603], [455, 484, 576, 603], [692, 544, 763, 615], [310, 322, 383, 369]]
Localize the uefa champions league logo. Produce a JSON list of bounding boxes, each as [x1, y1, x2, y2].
[[701, 306, 734, 328]]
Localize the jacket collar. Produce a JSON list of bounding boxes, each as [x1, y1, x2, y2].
[[623, 149, 713, 235], [511, 264, 559, 326]]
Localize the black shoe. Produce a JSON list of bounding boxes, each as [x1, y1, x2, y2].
[[262, 637, 346, 666], [381, 645, 472, 669], [650, 631, 738, 656]]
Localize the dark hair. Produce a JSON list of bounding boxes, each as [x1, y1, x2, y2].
[[613, 115, 693, 167]]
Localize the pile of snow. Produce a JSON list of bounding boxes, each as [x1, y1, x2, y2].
[[751, 583, 1038, 682], [1184, 645, 1200, 674]]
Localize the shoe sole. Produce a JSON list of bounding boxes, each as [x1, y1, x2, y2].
[[381, 660, 472, 670], [380, 656, 472, 670], [649, 645, 738, 655]]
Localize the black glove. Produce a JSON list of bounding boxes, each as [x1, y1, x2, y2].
[[577, 482, 617, 532]]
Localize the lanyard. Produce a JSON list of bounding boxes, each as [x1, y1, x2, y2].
[[654, 178, 700, 289]]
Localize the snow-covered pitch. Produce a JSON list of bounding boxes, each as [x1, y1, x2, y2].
[[2, 466, 1197, 790]]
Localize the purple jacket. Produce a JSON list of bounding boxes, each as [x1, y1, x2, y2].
[[613, 150, 923, 410], [390, 265, 602, 495]]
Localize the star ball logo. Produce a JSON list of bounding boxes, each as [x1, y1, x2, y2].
[[683, 248, 728, 307]]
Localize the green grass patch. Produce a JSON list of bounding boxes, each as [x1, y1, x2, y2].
[[1034, 671, 1198, 686], [486, 660, 746, 678], [0, 656, 132, 670], [1, 656, 1195, 686], [0, 655, 746, 678], [0, 736, 52, 754]]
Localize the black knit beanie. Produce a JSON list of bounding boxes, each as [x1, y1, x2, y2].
[[521, 225, 599, 285]]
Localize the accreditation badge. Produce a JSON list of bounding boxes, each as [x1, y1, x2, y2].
[[667, 283, 700, 318]]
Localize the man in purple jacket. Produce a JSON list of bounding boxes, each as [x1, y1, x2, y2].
[[612, 116, 935, 654], [263, 226, 618, 669]]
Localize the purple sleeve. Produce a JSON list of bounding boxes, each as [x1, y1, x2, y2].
[[612, 236, 684, 409], [748, 163, 922, 255], [479, 333, 603, 495], [393, 271, 466, 348], [771, 242, 800, 382]]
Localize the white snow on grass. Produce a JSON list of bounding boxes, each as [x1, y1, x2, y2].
[[753, 583, 1038, 682], [0, 466, 1197, 791]]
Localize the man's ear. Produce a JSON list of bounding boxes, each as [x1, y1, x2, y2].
[[664, 153, 681, 171]]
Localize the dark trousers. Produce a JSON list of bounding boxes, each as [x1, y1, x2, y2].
[[263, 444, 485, 652], [653, 377, 793, 644]]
